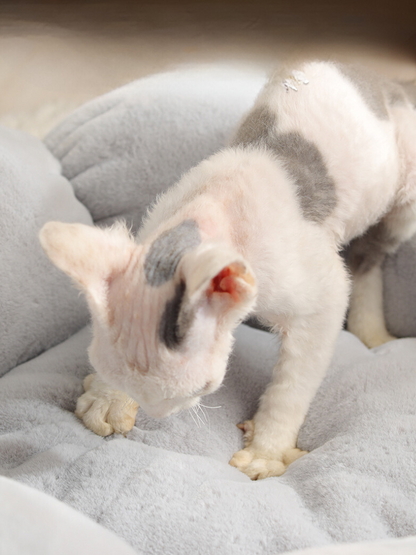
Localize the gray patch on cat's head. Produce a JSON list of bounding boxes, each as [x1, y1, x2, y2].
[[159, 280, 193, 349], [145, 220, 201, 287], [231, 106, 277, 148], [269, 132, 337, 223], [336, 63, 389, 120]]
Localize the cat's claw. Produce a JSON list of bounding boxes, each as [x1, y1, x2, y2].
[[229, 446, 307, 480], [75, 373, 139, 437]]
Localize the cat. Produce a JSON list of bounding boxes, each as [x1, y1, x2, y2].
[[40, 61, 416, 479]]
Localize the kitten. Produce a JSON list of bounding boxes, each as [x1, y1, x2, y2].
[[40, 61, 416, 479]]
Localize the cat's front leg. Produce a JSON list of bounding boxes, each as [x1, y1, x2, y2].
[[75, 374, 139, 437], [230, 320, 337, 479], [230, 270, 349, 479]]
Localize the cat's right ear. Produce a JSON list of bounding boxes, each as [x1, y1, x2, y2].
[[39, 221, 136, 317], [179, 243, 257, 325]]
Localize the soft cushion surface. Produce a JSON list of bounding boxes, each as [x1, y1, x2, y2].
[[45, 65, 266, 232], [1, 324, 416, 554], [290, 537, 416, 555], [383, 238, 416, 337], [0, 126, 92, 377], [0, 475, 136, 555]]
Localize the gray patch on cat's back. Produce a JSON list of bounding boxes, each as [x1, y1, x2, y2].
[[232, 105, 336, 223], [145, 220, 201, 287], [231, 105, 277, 148], [159, 280, 193, 349], [269, 132, 337, 223], [337, 63, 389, 120]]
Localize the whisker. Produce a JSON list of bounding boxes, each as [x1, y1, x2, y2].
[[198, 404, 211, 432], [195, 403, 208, 423], [198, 403, 210, 425], [189, 407, 200, 428], [192, 405, 205, 427], [199, 403, 222, 409]]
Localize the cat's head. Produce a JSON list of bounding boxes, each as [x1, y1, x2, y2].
[[39, 221, 256, 418]]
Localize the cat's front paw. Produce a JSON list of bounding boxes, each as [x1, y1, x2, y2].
[[229, 446, 307, 480], [75, 374, 139, 437]]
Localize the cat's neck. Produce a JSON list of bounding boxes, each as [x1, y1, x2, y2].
[[141, 194, 233, 247], [137, 147, 289, 257]]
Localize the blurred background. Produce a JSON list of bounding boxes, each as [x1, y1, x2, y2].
[[0, 0, 415, 135]]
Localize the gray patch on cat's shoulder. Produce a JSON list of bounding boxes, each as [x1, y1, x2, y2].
[[159, 280, 193, 349], [269, 132, 337, 223], [231, 105, 277, 148], [336, 63, 389, 120], [145, 220, 201, 287]]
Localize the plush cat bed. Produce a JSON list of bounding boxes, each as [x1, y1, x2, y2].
[[2, 65, 416, 555]]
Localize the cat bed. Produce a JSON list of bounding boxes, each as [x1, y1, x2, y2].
[[2, 65, 416, 555]]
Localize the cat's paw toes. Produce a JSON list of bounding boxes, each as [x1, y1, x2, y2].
[[229, 448, 286, 479], [75, 374, 139, 437], [237, 419, 255, 446], [229, 447, 254, 469], [229, 447, 307, 480]]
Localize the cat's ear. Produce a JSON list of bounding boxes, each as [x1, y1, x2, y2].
[[179, 243, 257, 322], [39, 221, 136, 315]]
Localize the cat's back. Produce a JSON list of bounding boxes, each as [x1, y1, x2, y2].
[[232, 61, 408, 244]]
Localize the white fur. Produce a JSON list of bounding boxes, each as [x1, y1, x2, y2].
[[75, 374, 139, 437], [40, 61, 416, 479]]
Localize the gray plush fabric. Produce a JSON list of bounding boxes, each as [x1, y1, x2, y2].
[[1, 324, 416, 554], [45, 65, 266, 233], [0, 126, 92, 377], [0, 476, 136, 555], [290, 537, 416, 555], [383, 237, 416, 337]]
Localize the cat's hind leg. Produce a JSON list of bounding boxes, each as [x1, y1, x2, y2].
[[347, 265, 395, 348], [347, 203, 416, 348], [75, 374, 139, 436]]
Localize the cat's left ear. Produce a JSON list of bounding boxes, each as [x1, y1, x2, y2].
[[39, 221, 136, 318], [179, 243, 257, 321]]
